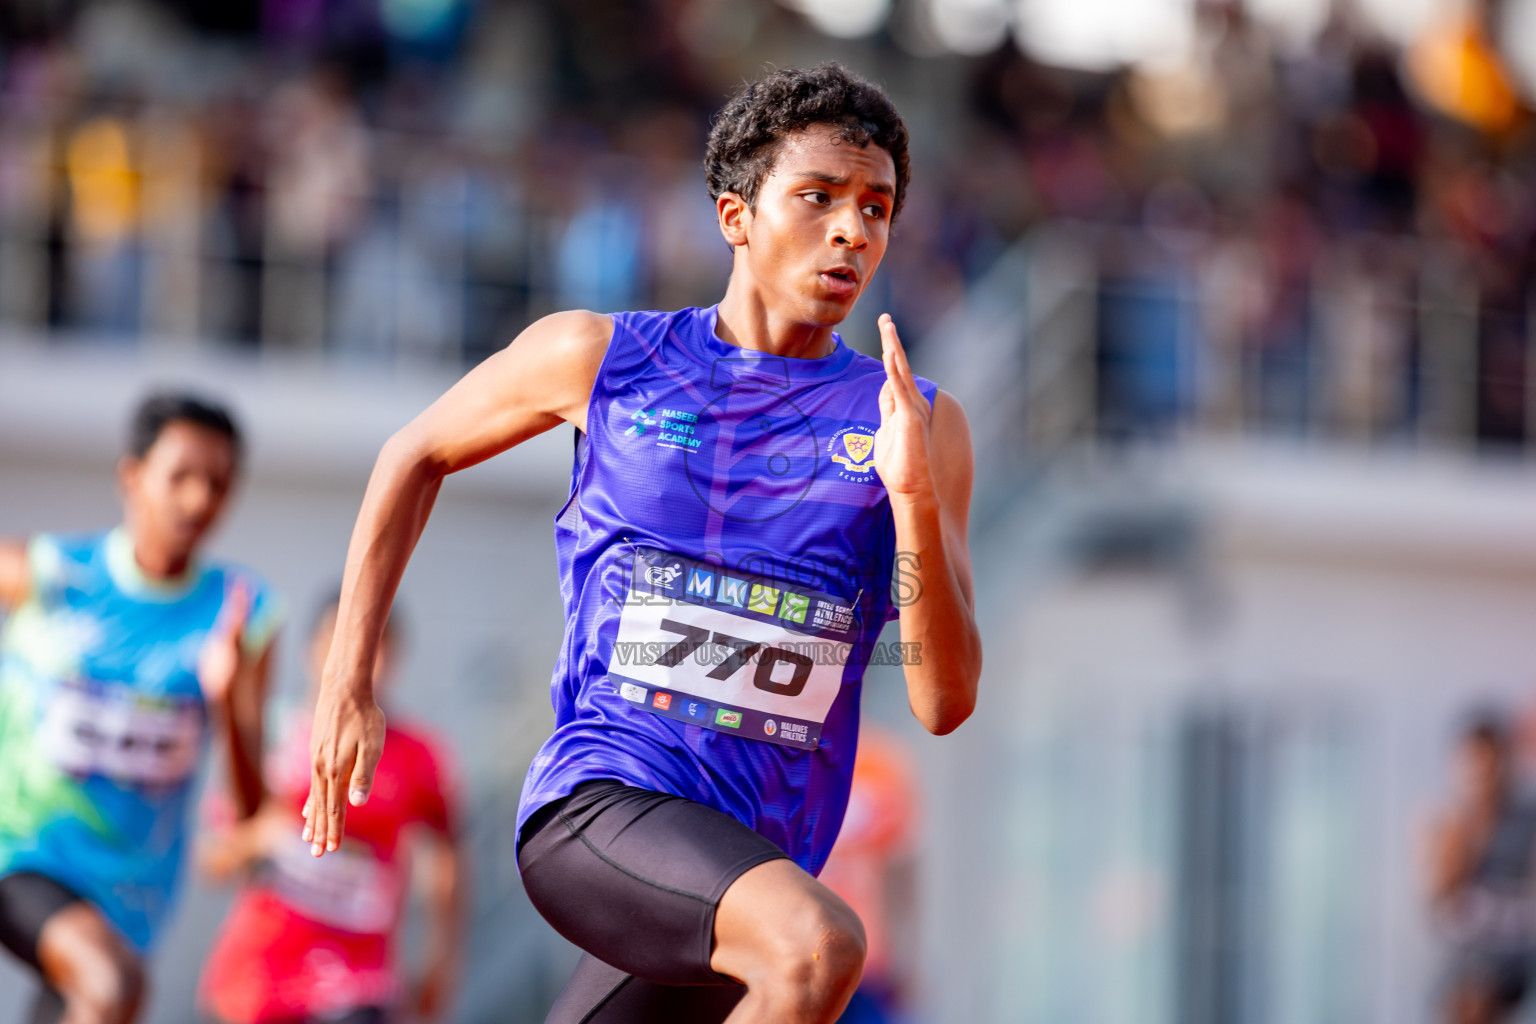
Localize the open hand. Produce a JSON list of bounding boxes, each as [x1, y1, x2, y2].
[[872, 314, 935, 501], [197, 580, 249, 706], [302, 674, 386, 857]]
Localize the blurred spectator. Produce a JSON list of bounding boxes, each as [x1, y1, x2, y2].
[[1425, 714, 1536, 1024], [0, 0, 1533, 452], [64, 107, 143, 334], [261, 69, 371, 347]]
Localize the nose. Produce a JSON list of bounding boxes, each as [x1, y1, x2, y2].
[[828, 200, 868, 253], [182, 476, 217, 520]]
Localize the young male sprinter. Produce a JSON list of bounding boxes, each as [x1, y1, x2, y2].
[[0, 393, 284, 1024], [199, 592, 462, 1024], [305, 63, 982, 1024]]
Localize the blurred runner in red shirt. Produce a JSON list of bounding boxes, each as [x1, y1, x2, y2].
[[198, 594, 464, 1024], [819, 725, 921, 1024]]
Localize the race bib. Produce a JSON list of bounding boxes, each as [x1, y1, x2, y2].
[[37, 680, 202, 786], [607, 547, 861, 749], [263, 839, 401, 934]]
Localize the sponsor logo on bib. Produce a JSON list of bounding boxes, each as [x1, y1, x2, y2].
[[764, 719, 777, 737], [620, 682, 647, 703], [716, 709, 742, 728]]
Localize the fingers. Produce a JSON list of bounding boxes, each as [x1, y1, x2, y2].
[[879, 314, 928, 413], [217, 580, 252, 642], [304, 770, 326, 853], [349, 741, 376, 807], [326, 765, 346, 852]]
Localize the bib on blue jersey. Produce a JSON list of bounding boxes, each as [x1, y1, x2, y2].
[[610, 546, 860, 750], [0, 528, 285, 950]]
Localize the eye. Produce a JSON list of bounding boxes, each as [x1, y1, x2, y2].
[[864, 203, 887, 220], [802, 191, 831, 205]]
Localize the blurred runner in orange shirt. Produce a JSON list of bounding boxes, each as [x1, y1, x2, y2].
[[819, 725, 921, 1024]]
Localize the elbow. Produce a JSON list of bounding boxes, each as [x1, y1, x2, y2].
[[915, 677, 979, 736], [924, 701, 975, 736], [379, 427, 445, 483]]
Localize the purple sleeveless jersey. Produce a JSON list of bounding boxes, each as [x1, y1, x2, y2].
[[516, 305, 937, 876]]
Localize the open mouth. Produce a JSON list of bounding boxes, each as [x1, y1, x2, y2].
[[819, 268, 858, 296]]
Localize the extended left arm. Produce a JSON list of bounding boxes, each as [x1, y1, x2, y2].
[[874, 315, 982, 735]]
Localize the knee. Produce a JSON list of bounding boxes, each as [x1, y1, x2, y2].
[[761, 899, 866, 1022], [65, 952, 145, 1024]]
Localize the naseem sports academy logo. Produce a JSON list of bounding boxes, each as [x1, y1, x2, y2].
[[828, 426, 879, 483]]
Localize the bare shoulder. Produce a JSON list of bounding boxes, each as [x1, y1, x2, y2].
[[929, 390, 974, 523], [524, 309, 614, 356], [504, 310, 614, 430], [930, 390, 974, 458]]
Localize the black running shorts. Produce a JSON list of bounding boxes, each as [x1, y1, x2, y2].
[[0, 872, 84, 972], [517, 780, 789, 1024]]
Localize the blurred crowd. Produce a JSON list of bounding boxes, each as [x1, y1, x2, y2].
[[0, 0, 1533, 443]]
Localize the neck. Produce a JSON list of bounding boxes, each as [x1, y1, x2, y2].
[[129, 529, 191, 579], [716, 277, 838, 360]]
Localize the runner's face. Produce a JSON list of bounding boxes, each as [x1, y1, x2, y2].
[[737, 129, 896, 326], [120, 421, 237, 565]]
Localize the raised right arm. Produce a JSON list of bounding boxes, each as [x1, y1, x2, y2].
[[303, 311, 612, 856], [0, 540, 29, 610]]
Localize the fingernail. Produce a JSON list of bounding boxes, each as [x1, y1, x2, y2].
[[311, 842, 322, 856], [302, 826, 312, 842], [349, 790, 366, 806], [327, 838, 338, 851]]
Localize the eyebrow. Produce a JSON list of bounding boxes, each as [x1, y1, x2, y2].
[[801, 171, 895, 197]]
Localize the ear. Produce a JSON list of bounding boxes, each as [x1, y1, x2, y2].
[[717, 191, 751, 248], [116, 454, 139, 499]]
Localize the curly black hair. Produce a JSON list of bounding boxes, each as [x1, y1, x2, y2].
[[705, 63, 910, 223]]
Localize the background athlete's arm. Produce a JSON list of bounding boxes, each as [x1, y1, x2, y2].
[[412, 828, 465, 1020], [872, 315, 982, 736], [0, 540, 30, 610], [304, 310, 613, 855], [199, 583, 275, 818]]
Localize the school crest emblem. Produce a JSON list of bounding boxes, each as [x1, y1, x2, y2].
[[830, 430, 877, 479]]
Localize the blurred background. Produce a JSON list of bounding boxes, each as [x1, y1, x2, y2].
[[2, 0, 1536, 1021]]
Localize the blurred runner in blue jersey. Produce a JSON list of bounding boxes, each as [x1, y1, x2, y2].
[[304, 62, 982, 1024], [0, 392, 284, 1024]]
